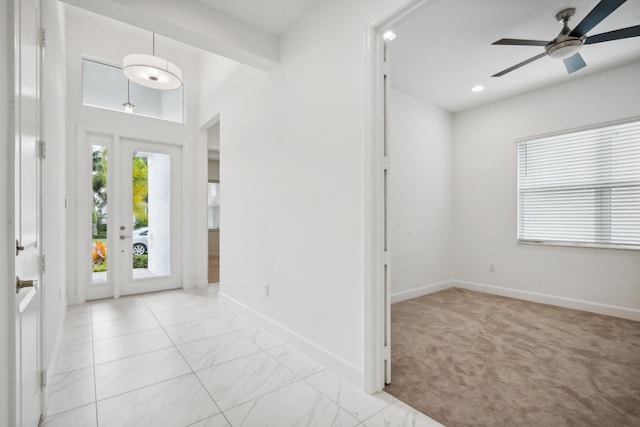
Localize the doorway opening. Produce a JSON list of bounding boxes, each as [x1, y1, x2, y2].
[[364, 0, 428, 395], [206, 122, 220, 284]]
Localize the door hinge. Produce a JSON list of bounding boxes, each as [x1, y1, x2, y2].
[[383, 251, 390, 265], [40, 28, 46, 48], [41, 370, 48, 388], [41, 254, 46, 274], [383, 345, 390, 361], [383, 156, 390, 170], [38, 140, 47, 159], [16, 239, 25, 256]]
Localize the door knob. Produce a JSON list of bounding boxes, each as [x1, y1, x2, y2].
[[120, 235, 132, 240], [16, 276, 37, 293]]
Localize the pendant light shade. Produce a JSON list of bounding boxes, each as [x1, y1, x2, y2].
[[123, 33, 182, 90]]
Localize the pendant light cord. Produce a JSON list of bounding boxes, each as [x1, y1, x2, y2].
[[152, 32, 156, 56]]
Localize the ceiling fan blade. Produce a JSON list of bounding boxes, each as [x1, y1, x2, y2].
[[492, 52, 547, 77], [570, 0, 626, 37], [585, 25, 640, 44], [492, 38, 548, 46], [563, 53, 587, 74]]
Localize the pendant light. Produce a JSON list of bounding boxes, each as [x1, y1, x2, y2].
[[123, 32, 182, 90], [123, 80, 135, 113]]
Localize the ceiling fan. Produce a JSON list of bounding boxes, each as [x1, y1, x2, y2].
[[491, 0, 640, 77]]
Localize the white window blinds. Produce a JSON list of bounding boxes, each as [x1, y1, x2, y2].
[[517, 119, 640, 249]]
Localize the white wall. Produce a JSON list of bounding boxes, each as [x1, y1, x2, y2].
[[198, 0, 412, 385], [389, 89, 453, 302], [453, 61, 640, 319], [1, 0, 12, 423], [65, 5, 205, 303], [42, 0, 68, 399]]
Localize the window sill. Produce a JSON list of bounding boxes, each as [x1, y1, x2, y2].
[[518, 240, 640, 251]]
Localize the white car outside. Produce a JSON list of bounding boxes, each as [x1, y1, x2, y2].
[[132, 227, 148, 255]]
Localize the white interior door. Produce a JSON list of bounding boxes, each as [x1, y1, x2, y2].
[[14, 0, 43, 424], [118, 139, 182, 296]]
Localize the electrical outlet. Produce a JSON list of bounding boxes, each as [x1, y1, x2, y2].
[[489, 263, 496, 272], [264, 283, 269, 296]]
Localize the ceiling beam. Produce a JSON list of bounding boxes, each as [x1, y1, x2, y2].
[[60, 0, 279, 70]]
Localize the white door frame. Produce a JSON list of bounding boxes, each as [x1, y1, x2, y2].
[[5, 2, 19, 424], [76, 125, 188, 302], [200, 113, 220, 285], [6, 0, 46, 423], [363, 0, 427, 394]]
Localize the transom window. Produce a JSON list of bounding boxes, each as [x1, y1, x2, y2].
[[82, 58, 184, 123], [517, 119, 640, 249]]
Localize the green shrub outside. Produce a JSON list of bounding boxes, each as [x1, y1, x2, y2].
[[92, 255, 147, 271], [133, 254, 148, 269]]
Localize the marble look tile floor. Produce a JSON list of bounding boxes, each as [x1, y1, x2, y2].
[[43, 285, 442, 427]]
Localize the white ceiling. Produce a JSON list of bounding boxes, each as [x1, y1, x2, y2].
[[194, 0, 321, 35], [388, 0, 640, 113]]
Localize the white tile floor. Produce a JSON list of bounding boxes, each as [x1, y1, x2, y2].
[[43, 285, 443, 427]]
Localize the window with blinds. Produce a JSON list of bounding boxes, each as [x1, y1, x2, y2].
[[517, 119, 640, 249]]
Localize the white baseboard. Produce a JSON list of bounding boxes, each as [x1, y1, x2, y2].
[[390, 280, 453, 304], [220, 293, 364, 388], [454, 280, 640, 322]]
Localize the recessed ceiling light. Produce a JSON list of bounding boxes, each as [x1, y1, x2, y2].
[[382, 30, 396, 41], [471, 85, 485, 92]]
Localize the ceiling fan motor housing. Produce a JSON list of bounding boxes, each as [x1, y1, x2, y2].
[[546, 8, 585, 59]]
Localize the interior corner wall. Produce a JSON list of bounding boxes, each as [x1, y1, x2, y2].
[[389, 89, 453, 302], [452, 61, 640, 318], [197, 0, 413, 386], [42, 0, 68, 393]]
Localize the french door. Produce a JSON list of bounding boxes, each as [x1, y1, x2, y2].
[[86, 134, 182, 300]]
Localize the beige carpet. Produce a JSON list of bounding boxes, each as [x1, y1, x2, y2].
[[385, 288, 640, 427]]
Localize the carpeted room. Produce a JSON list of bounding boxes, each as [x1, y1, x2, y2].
[[384, 1, 640, 425], [386, 288, 640, 426]]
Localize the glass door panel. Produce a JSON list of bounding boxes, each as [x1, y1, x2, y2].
[[91, 145, 109, 285], [119, 139, 181, 295], [130, 150, 171, 279]]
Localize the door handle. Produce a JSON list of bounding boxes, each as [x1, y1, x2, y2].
[[120, 235, 132, 240], [16, 276, 37, 293]]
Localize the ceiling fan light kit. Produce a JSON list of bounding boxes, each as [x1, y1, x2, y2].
[[491, 0, 640, 77]]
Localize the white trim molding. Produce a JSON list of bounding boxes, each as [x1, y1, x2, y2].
[[363, 0, 429, 394], [453, 280, 640, 322], [220, 293, 364, 387], [390, 280, 453, 304]]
